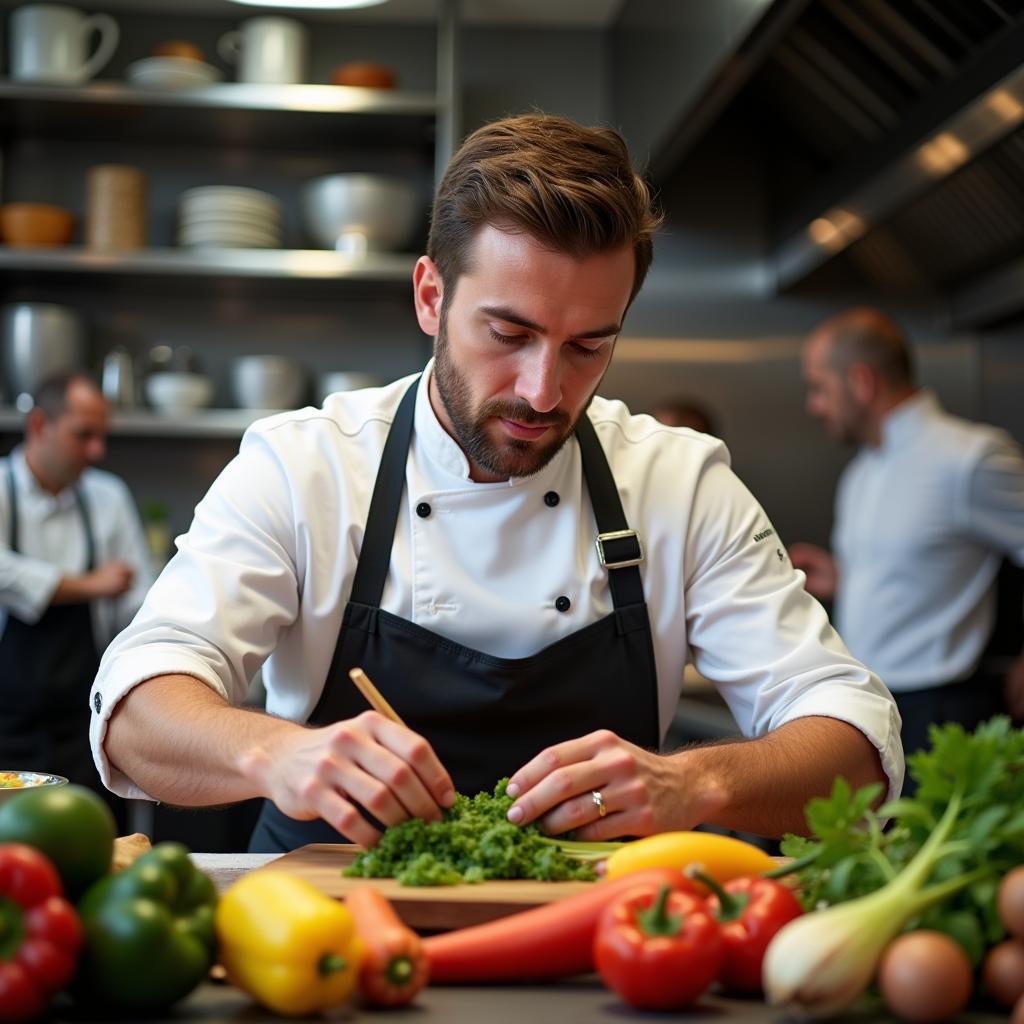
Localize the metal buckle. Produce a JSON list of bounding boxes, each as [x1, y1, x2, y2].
[[595, 529, 644, 570]]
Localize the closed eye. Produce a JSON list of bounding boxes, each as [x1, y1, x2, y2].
[[488, 326, 527, 345]]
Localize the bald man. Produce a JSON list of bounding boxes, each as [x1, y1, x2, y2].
[[790, 308, 1024, 767]]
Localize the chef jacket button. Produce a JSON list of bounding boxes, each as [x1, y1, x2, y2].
[[555, 595, 571, 612], [416, 502, 432, 519], [92, 692, 102, 713], [544, 491, 560, 507]]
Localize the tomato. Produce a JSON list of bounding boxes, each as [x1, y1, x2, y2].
[[0, 785, 115, 900], [877, 931, 972, 1024], [999, 867, 1024, 939]]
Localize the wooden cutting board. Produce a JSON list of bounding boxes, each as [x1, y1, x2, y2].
[[259, 843, 596, 931]]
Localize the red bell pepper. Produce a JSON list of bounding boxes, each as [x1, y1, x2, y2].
[[593, 882, 723, 1010], [693, 867, 804, 993], [0, 844, 84, 1022]]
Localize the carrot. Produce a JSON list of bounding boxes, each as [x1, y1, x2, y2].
[[346, 885, 429, 1006], [422, 867, 691, 983]]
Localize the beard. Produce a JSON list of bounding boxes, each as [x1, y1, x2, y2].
[[432, 312, 581, 479]]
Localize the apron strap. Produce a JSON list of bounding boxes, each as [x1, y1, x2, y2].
[[5, 460, 97, 570], [348, 378, 420, 607], [350, 377, 644, 611], [574, 413, 645, 609]]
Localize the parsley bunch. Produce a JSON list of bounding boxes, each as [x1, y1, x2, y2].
[[344, 778, 601, 887], [780, 716, 1024, 964]]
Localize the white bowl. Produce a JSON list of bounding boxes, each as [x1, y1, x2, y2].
[[231, 356, 305, 410], [146, 371, 214, 413], [301, 174, 421, 252], [318, 371, 381, 403], [127, 57, 221, 90]]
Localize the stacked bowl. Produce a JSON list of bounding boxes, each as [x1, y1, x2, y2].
[[177, 186, 282, 249]]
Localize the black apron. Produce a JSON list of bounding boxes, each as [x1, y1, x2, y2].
[[0, 464, 108, 803], [249, 378, 661, 852]]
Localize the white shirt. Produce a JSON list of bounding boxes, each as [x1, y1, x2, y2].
[[0, 447, 155, 651], [833, 391, 1024, 691], [92, 365, 903, 799]]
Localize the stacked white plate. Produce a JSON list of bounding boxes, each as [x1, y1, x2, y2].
[[126, 57, 222, 90], [177, 186, 283, 249]]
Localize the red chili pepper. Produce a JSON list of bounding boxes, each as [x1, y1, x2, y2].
[[593, 882, 723, 1010], [0, 844, 84, 1022], [693, 867, 804, 993]]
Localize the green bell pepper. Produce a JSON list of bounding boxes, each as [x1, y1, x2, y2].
[[76, 841, 217, 1010]]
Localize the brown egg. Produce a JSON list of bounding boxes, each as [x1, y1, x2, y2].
[[999, 867, 1024, 939], [330, 62, 397, 89], [878, 931, 973, 1023], [153, 40, 204, 62], [983, 939, 1024, 1008]]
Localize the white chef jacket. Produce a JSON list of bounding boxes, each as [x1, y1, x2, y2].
[[833, 390, 1024, 692], [92, 364, 903, 799], [0, 447, 155, 652]]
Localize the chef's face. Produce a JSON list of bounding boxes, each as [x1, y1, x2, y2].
[[32, 380, 109, 490], [416, 225, 634, 482], [802, 333, 866, 445]]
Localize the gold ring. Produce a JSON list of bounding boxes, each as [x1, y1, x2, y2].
[[592, 790, 607, 818]]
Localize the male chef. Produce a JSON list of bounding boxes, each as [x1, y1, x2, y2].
[[1, 371, 152, 829], [92, 114, 902, 852]]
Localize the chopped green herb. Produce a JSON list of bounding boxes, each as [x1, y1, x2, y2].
[[343, 778, 600, 886]]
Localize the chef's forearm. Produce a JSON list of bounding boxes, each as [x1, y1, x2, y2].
[[104, 674, 302, 806], [675, 716, 887, 838]]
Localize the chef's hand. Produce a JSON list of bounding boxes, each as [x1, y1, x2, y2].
[[241, 711, 455, 848], [788, 543, 838, 599], [87, 559, 136, 598], [1005, 653, 1024, 722], [504, 730, 701, 841]]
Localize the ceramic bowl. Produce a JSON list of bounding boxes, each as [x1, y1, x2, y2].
[[0, 203, 75, 247], [146, 371, 215, 413]]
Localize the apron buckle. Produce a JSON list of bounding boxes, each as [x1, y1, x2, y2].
[[595, 529, 644, 570]]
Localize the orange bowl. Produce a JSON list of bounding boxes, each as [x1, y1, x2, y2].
[[330, 62, 397, 89], [153, 39, 204, 62], [0, 203, 75, 247]]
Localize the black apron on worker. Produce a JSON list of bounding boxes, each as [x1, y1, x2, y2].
[[250, 378, 661, 852], [0, 463, 118, 821]]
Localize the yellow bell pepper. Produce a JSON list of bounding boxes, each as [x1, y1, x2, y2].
[[215, 870, 362, 1017], [604, 831, 776, 890]]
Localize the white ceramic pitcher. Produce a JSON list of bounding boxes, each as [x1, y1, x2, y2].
[[9, 3, 119, 84]]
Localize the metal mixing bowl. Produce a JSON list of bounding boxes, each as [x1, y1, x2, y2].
[[301, 173, 421, 252], [0, 771, 68, 805]]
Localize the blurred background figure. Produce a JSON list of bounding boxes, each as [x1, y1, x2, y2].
[[651, 396, 718, 436], [0, 371, 153, 830], [789, 308, 1024, 772]]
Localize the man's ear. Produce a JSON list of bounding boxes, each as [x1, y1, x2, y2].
[[848, 362, 877, 404], [25, 407, 46, 440], [413, 256, 444, 337]]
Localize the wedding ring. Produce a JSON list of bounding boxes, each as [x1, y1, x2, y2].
[[591, 790, 607, 818]]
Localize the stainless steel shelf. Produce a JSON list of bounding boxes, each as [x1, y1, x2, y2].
[[0, 81, 439, 148], [0, 406, 273, 438], [0, 246, 417, 282]]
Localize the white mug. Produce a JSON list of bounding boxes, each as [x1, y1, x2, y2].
[[218, 17, 308, 85], [9, 3, 119, 84]]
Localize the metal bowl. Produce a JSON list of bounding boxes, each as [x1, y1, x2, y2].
[[301, 173, 421, 253], [0, 771, 68, 805]]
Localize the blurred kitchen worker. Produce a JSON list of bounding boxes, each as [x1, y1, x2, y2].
[[651, 397, 718, 436], [93, 114, 901, 854], [791, 307, 1024, 764], [0, 371, 153, 830]]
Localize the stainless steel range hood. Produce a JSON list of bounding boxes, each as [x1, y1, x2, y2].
[[628, 0, 1024, 327]]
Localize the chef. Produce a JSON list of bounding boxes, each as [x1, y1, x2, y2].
[[91, 114, 902, 853], [791, 307, 1024, 766], [1, 371, 153, 829]]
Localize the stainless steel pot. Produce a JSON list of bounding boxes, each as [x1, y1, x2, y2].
[[1, 303, 87, 404]]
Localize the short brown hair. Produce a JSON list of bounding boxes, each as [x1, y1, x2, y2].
[[428, 113, 662, 307]]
